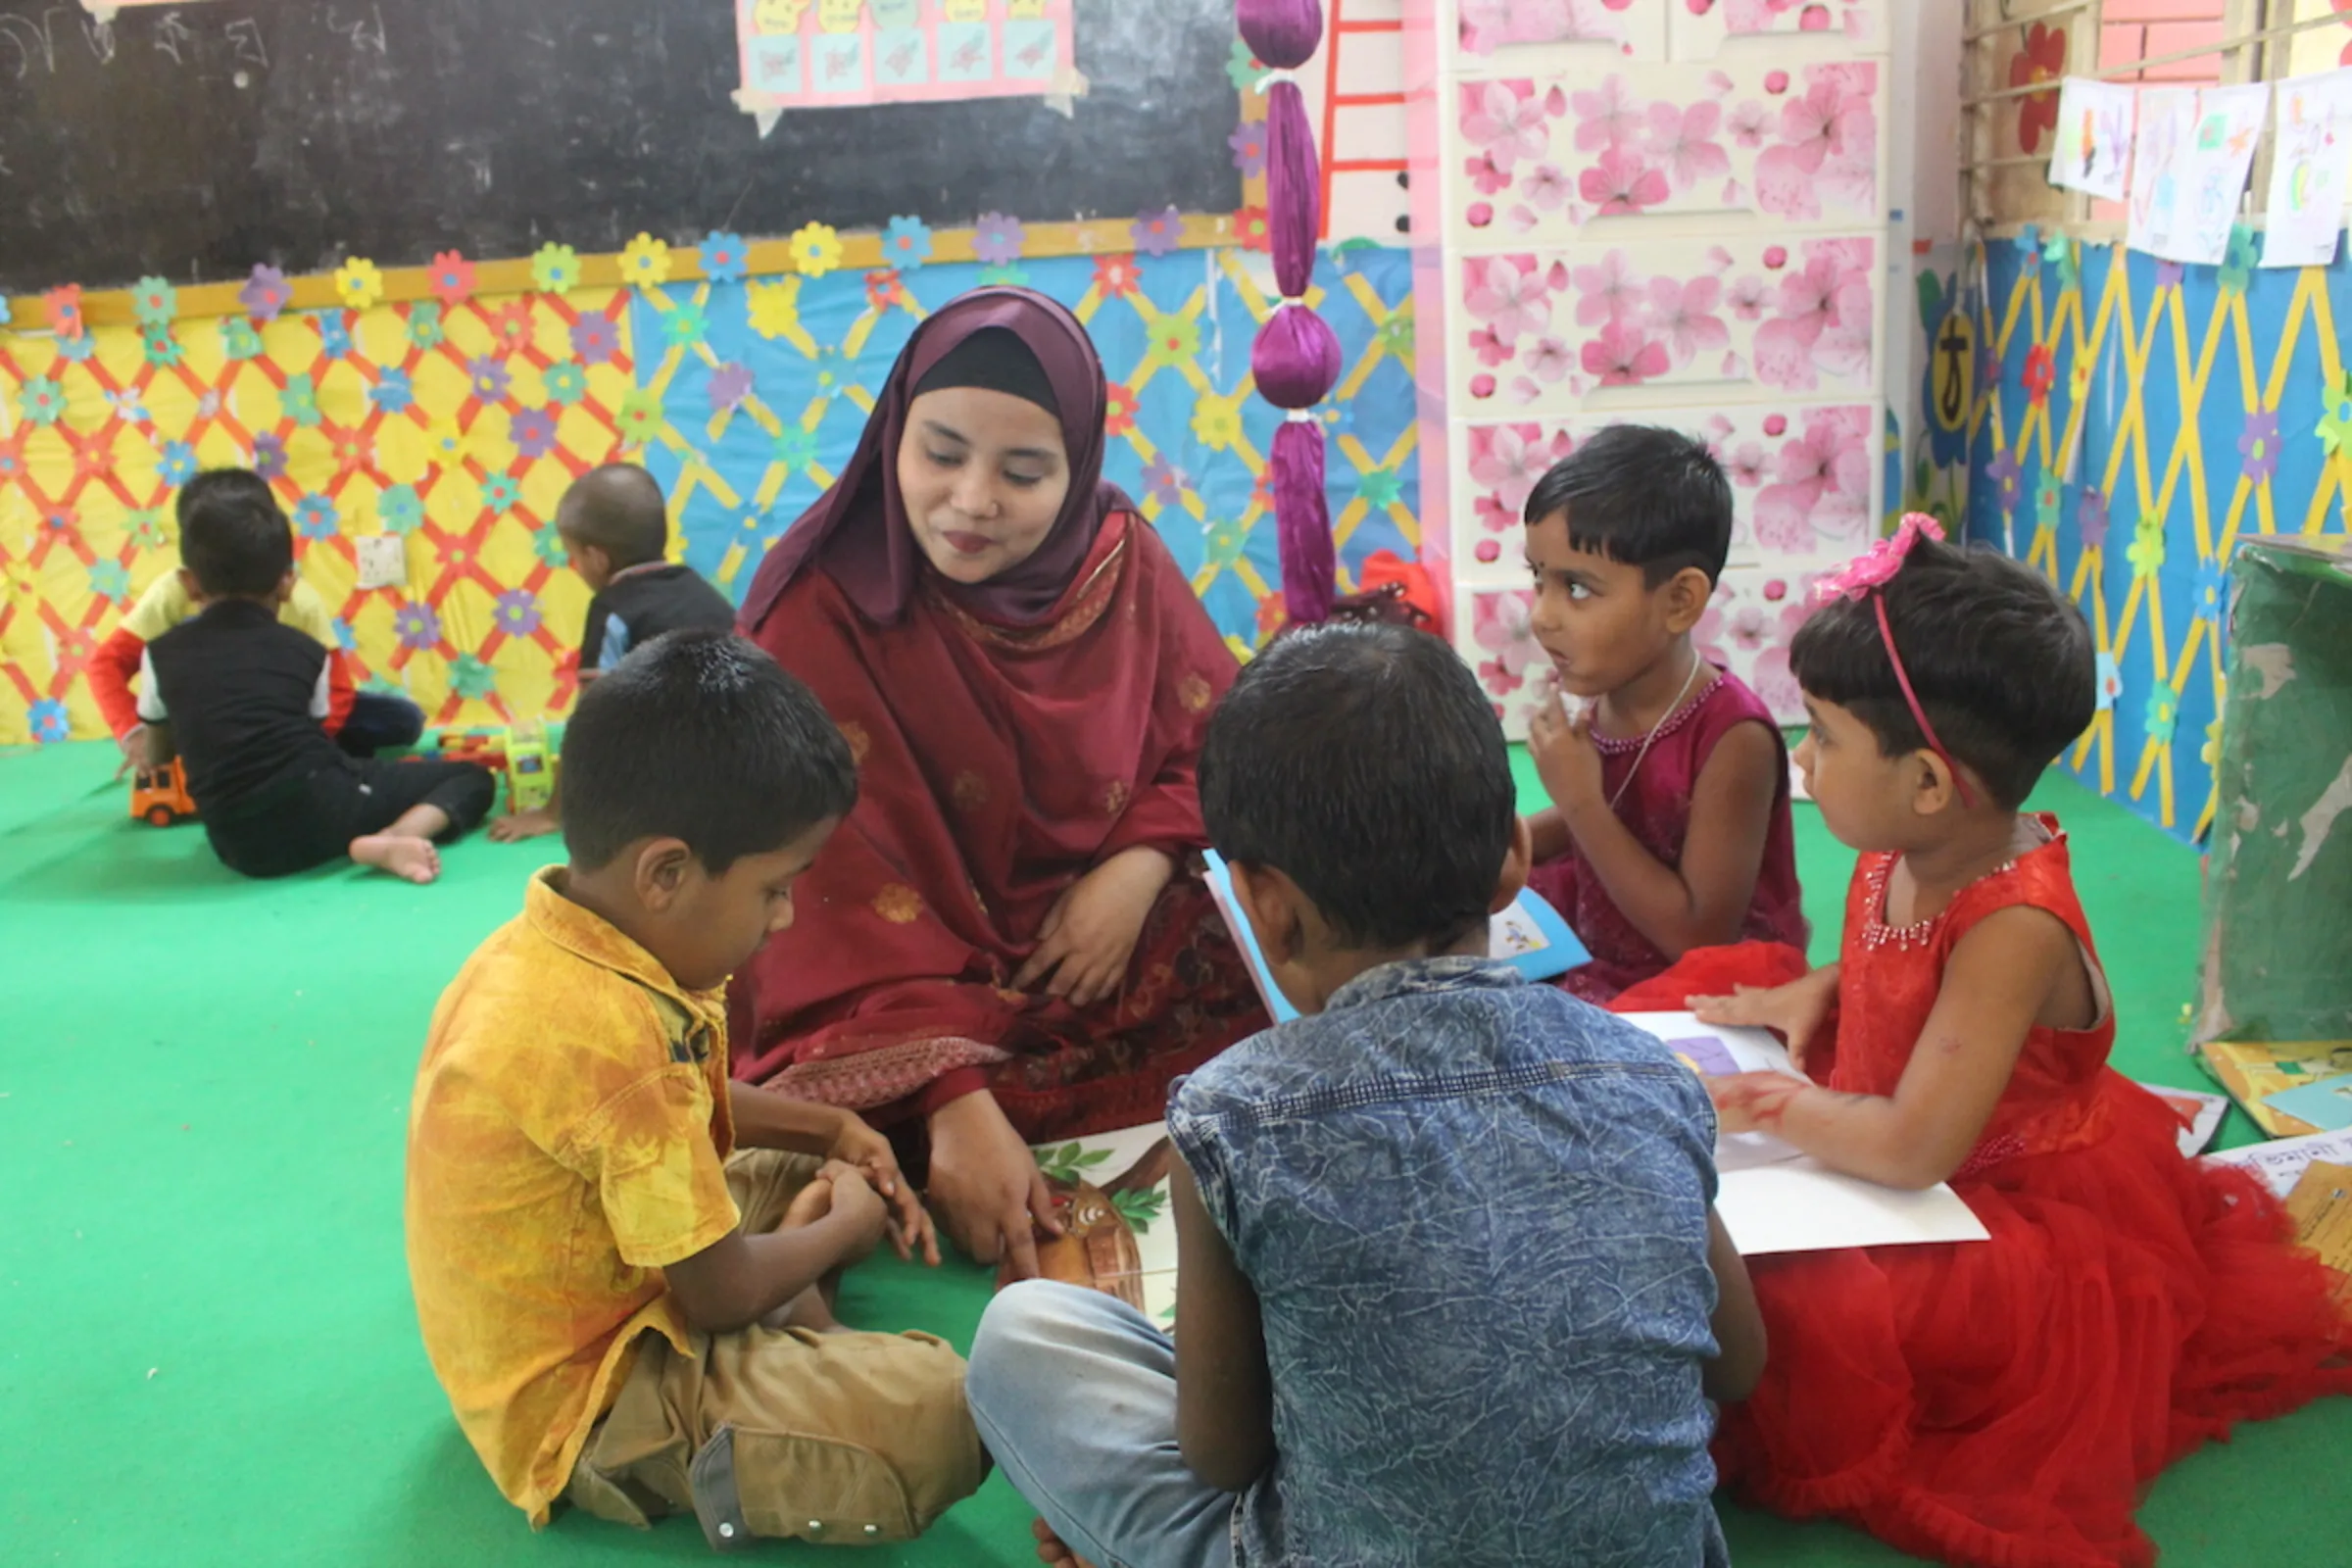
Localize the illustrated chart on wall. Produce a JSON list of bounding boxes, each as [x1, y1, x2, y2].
[[736, 0, 1078, 116], [0, 0, 1240, 291]]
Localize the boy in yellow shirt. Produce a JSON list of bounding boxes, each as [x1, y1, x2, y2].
[[406, 628, 985, 1544]]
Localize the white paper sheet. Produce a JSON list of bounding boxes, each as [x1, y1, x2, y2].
[[2204, 1127, 2352, 1199], [2262, 69, 2352, 268], [2127, 87, 2202, 261], [1617, 1012, 1992, 1255], [2048, 77, 2138, 201], [2146, 83, 2271, 264]]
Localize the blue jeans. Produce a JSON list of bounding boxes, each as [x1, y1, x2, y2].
[[337, 691, 425, 757], [968, 1282, 1238, 1568]]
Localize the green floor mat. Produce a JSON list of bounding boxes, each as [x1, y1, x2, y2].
[[2, 743, 2344, 1565]]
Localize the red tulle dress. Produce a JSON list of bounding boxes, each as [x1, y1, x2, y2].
[[1613, 818, 2352, 1568]]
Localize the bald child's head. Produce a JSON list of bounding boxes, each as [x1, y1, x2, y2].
[[558, 464, 670, 591]]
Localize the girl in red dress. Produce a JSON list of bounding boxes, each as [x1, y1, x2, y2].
[[1623, 518, 2352, 1568]]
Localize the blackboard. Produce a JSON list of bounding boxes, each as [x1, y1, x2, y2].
[[0, 0, 1243, 294]]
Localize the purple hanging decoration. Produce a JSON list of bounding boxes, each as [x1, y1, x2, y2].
[[1237, 0, 1342, 625]]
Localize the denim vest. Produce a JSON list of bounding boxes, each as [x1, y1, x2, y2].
[[1167, 959, 1729, 1568]]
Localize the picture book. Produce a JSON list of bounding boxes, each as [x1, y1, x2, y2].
[[1201, 850, 1589, 1024]]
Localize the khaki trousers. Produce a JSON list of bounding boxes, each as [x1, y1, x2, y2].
[[567, 1150, 985, 1548]]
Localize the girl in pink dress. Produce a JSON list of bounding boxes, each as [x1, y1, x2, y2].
[[1623, 518, 2352, 1568], [1517, 426, 1807, 1001]]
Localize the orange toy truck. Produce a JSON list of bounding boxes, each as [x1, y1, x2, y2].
[[130, 758, 199, 826]]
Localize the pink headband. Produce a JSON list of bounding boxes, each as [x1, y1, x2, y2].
[[1813, 514, 1979, 808]]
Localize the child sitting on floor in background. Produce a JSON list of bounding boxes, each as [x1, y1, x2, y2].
[[491, 464, 734, 843], [407, 628, 984, 1545], [133, 469, 493, 883], [1644, 518, 2352, 1568], [967, 621, 1764, 1568], [1518, 424, 1806, 1002], [91, 474, 424, 771]]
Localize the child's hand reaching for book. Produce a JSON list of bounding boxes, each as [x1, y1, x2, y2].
[[1693, 966, 1838, 1071]]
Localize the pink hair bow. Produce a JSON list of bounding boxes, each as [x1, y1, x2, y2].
[[1813, 514, 1946, 604]]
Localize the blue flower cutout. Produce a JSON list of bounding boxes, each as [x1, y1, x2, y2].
[[377, 483, 425, 535], [698, 230, 750, 283], [89, 560, 131, 604], [2094, 650, 2121, 711], [2192, 554, 2230, 625], [294, 494, 340, 541], [0, 296, 12, 327], [158, 440, 198, 485], [2012, 223, 2041, 274], [882, 216, 933, 270], [315, 311, 353, 359], [57, 332, 96, 364], [371, 368, 415, 415], [29, 698, 70, 745], [330, 617, 357, 653]]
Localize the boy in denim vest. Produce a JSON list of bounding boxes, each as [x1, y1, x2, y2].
[[968, 621, 1765, 1568]]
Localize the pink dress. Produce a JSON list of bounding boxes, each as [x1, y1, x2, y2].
[[1528, 668, 1807, 1003]]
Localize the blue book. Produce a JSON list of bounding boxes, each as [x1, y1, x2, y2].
[[1202, 851, 1590, 1025]]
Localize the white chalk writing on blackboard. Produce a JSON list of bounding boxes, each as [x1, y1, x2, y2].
[[153, 10, 195, 66], [223, 17, 268, 69]]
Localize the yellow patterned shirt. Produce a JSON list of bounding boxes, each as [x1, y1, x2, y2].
[[405, 868, 740, 1526], [120, 570, 337, 647]]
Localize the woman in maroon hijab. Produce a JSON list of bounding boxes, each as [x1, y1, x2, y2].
[[732, 287, 1265, 1277]]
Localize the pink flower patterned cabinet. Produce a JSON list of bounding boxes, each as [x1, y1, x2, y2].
[[1405, 0, 1892, 733]]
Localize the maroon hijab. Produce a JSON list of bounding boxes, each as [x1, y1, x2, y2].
[[739, 287, 1126, 630]]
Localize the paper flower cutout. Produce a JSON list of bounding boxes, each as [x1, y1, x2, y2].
[[1225, 38, 1262, 92], [237, 265, 291, 324], [492, 589, 541, 638], [29, 699, 71, 745], [466, 355, 512, 403], [1235, 207, 1271, 252], [141, 328, 184, 368], [131, 276, 177, 328], [790, 222, 844, 277], [543, 362, 589, 406], [699, 230, 750, 283], [89, 560, 131, 604], [531, 243, 582, 294], [619, 233, 673, 288], [294, 494, 340, 541], [2240, 406, 2280, 483], [709, 362, 755, 412], [2317, 372, 2352, 459], [377, 484, 425, 534], [158, 440, 198, 484], [1229, 120, 1268, 177], [2219, 224, 2257, 296], [978, 262, 1029, 287], [425, 419, 473, 469], [883, 216, 933, 269], [280, 373, 322, 427], [1132, 206, 1184, 258], [511, 407, 559, 460], [2142, 684, 2179, 744], [973, 213, 1026, 267], [533, 526, 570, 568], [1094, 254, 1142, 299], [221, 318, 264, 361], [482, 473, 521, 514], [45, 285, 84, 339], [662, 303, 709, 348], [371, 368, 416, 415], [408, 301, 446, 349], [1190, 389, 1245, 450], [748, 279, 802, 340], [2079, 486, 2110, 550], [17, 376, 66, 425], [394, 601, 442, 652], [2193, 555, 2230, 623], [429, 250, 477, 307], [251, 433, 289, 481], [450, 654, 499, 702], [317, 312, 353, 359], [616, 388, 664, 447], [774, 423, 818, 472], [571, 315, 619, 365], [335, 259, 384, 311], [0, 295, 11, 327], [2022, 344, 2056, 405], [1104, 380, 1139, 438], [2127, 514, 2166, 578]]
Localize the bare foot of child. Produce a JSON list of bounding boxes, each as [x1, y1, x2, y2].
[[351, 834, 442, 884], [1032, 1517, 1096, 1568]]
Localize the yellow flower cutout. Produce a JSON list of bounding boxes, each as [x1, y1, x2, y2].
[[619, 233, 674, 289], [748, 277, 804, 341], [1192, 389, 1246, 452], [335, 258, 384, 311], [790, 222, 844, 278], [425, 417, 473, 469]]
